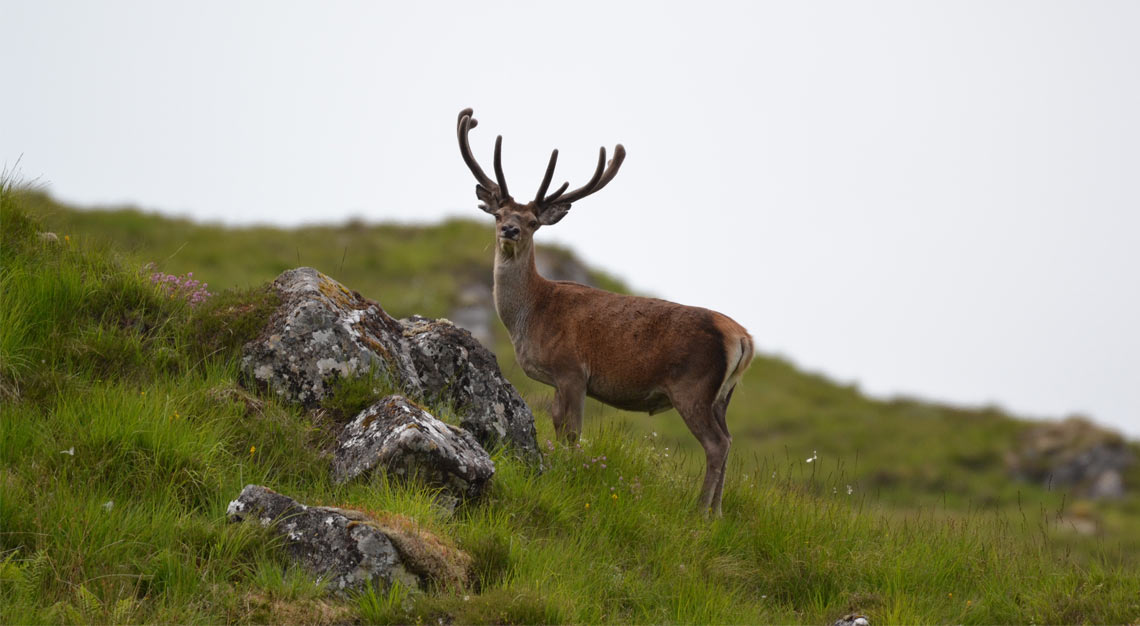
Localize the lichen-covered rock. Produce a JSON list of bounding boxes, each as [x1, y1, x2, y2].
[[401, 315, 535, 459], [240, 268, 411, 406], [332, 396, 495, 507], [226, 485, 471, 593], [241, 268, 539, 462], [226, 484, 418, 593], [1006, 416, 1134, 499]]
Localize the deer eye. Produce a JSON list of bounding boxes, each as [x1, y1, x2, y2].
[[528, 219, 538, 228]]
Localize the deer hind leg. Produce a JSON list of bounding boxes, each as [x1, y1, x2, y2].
[[551, 376, 587, 443], [709, 387, 736, 514], [674, 397, 731, 517]]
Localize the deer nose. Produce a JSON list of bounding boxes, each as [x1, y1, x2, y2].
[[500, 224, 520, 240]]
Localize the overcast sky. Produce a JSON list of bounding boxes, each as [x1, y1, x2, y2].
[[4, 1, 1138, 437]]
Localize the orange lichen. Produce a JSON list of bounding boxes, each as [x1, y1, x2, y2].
[[342, 508, 471, 591]]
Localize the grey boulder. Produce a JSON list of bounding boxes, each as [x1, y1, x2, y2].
[[240, 267, 539, 461], [401, 314, 535, 460], [332, 396, 495, 508], [1006, 416, 1134, 499], [226, 485, 471, 593]]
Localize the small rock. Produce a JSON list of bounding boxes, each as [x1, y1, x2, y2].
[[227, 485, 471, 594], [331, 396, 495, 508], [831, 614, 870, 626], [1058, 515, 1099, 536], [1088, 469, 1124, 500]]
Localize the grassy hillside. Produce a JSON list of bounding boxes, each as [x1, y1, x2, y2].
[[4, 187, 1139, 623], [22, 193, 1140, 524]]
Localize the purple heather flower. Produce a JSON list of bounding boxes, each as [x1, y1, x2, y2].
[[149, 269, 213, 307]]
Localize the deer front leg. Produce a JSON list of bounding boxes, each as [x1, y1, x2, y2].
[[551, 377, 587, 443]]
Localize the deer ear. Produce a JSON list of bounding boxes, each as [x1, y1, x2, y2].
[[537, 203, 571, 225], [475, 184, 498, 215]]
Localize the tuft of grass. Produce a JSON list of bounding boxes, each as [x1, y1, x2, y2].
[[355, 580, 413, 624], [182, 285, 281, 364], [319, 368, 403, 426]]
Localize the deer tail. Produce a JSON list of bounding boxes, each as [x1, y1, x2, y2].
[[717, 330, 754, 404]]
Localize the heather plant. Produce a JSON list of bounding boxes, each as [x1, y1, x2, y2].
[[146, 264, 212, 306]]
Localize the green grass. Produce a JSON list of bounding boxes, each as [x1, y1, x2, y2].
[[4, 186, 1139, 623], [25, 190, 1140, 557]]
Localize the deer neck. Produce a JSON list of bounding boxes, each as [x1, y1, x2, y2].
[[493, 241, 545, 339]]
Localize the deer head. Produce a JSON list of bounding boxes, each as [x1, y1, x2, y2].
[[456, 108, 625, 258]]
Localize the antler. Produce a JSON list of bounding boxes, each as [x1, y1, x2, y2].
[[539, 144, 626, 206], [457, 108, 510, 202], [458, 108, 625, 210], [534, 149, 559, 203]]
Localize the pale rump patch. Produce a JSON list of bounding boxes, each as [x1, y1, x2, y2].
[[714, 320, 754, 404]]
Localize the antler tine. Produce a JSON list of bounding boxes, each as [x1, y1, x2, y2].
[[457, 107, 478, 130], [548, 146, 612, 205], [493, 135, 510, 199], [544, 181, 569, 202], [594, 144, 626, 190], [546, 147, 604, 204], [457, 109, 496, 190], [534, 149, 559, 203]]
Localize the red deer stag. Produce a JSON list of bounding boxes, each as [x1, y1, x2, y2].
[[455, 108, 754, 515]]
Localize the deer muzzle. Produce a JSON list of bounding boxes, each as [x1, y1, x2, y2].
[[500, 224, 520, 241]]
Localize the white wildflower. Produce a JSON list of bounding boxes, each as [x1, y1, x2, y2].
[[806, 450, 817, 463]]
